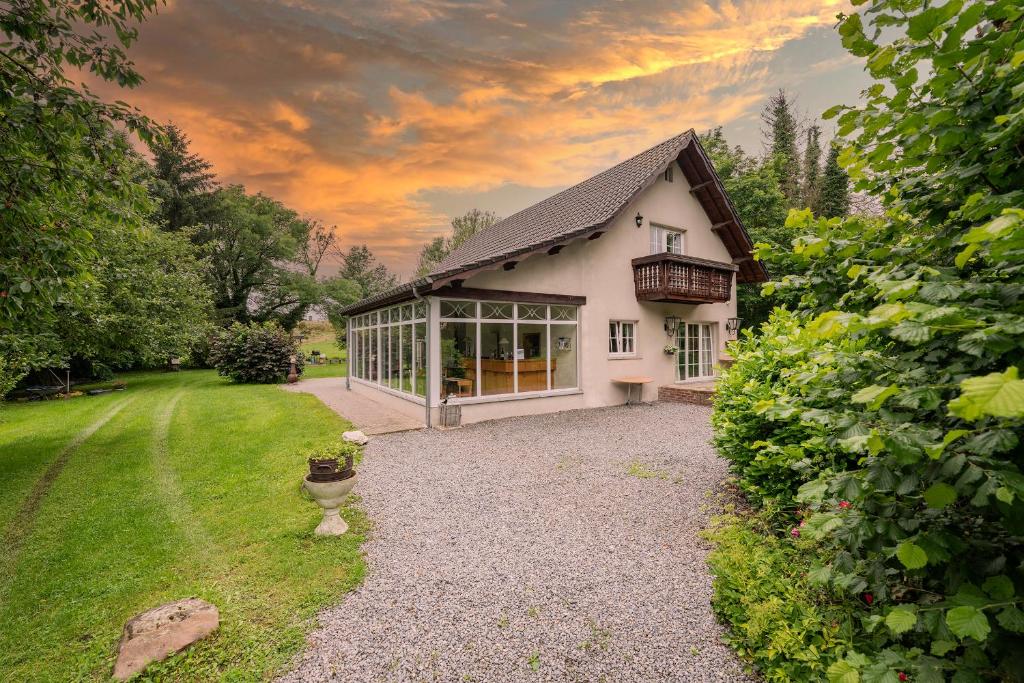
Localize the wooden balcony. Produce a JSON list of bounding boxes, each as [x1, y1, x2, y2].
[[632, 253, 737, 304]]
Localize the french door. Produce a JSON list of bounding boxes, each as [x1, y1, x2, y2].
[[677, 323, 715, 380]]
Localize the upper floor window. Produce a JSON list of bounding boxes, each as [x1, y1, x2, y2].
[[609, 320, 636, 357], [650, 224, 685, 255]]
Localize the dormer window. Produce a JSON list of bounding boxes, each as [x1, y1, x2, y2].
[[650, 223, 685, 255]]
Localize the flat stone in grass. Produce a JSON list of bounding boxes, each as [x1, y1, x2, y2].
[[113, 598, 219, 680]]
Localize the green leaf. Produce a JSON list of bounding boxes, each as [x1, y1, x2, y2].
[[827, 660, 861, 683], [885, 606, 918, 635], [923, 482, 957, 508], [852, 384, 900, 410], [946, 606, 991, 641], [948, 367, 1024, 421], [995, 486, 1014, 504], [796, 478, 828, 503], [996, 607, 1024, 634], [930, 639, 957, 656], [982, 575, 1014, 601], [955, 243, 978, 268], [896, 541, 928, 569]]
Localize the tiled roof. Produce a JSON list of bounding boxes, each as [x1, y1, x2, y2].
[[433, 130, 695, 275], [340, 129, 767, 315]]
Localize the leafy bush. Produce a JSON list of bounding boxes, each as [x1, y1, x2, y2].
[[713, 311, 867, 510], [707, 510, 855, 682], [709, 1, 1024, 680], [208, 322, 303, 384]]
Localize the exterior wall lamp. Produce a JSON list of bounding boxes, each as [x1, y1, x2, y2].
[[664, 314, 680, 337], [726, 317, 742, 335], [635, 212, 644, 228]]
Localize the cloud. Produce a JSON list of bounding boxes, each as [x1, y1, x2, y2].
[[92, 0, 853, 277]]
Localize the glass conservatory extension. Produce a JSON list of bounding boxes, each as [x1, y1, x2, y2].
[[348, 297, 580, 404], [349, 301, 428, 398]]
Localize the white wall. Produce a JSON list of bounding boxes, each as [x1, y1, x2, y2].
[[445, 162, 739, 425]]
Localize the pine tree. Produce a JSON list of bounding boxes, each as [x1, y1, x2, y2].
[[148, 123, 217, 231], [815, 143, 850, 218], [801, 124, 822, 209], [761, 89, 801, 207]]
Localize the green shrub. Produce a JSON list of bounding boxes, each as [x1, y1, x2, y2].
[[707, 510, 855, 682], [208, 321, 303, 384], [713, 311, 867, 511], [307, 440, 362, 467]]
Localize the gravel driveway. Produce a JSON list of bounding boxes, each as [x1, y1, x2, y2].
[[282, 402, 753, 682]]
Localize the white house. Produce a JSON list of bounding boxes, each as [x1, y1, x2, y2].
[[339, 130, 768, 427]]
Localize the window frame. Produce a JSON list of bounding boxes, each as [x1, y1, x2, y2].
[[349, 302, 428, 401], [676, 321, 717, 381], [649, 222, 686, 256], [608, 320, 638, 359], [439, 298, 581, 401]]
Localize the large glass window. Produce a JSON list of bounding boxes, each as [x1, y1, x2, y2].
[[551, 324, 578, 390], [350, 303, 428, 398], [441, 322, 476, 398], [516, 323, 548, 392], [414, 322, 427, 397], [440, 299, 579, 400], [388, 326, 400, 389]]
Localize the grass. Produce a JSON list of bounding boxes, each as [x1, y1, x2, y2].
[[0, 370, 366, 681], [626, 460, 669, 480], [297, 322, 347, 379]]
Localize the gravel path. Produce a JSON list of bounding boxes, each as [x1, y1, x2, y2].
[[282, 402, 754, 682]]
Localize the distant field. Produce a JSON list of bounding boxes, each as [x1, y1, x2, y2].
[[297, 322, 346, 378]]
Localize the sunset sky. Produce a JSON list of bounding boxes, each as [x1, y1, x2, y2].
[[102, 0, 869, 278]]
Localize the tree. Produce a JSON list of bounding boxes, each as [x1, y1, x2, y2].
[[801, 125, 823, 209], [148, 123, 217, 231], [195, 186, 323, 329], [761, 90, 802, 206], [814, 143, 850, 218], [700, 128, 791, 328], [59, 222, 212, 375], [1, 0, 160, 389], [415, 209, 499, 276], [336, 245, 397, 298]]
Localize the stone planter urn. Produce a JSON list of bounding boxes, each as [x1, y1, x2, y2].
[[304, 456, 356, 536]]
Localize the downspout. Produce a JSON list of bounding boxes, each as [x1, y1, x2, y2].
[[411, 280, 433, 428], [345, 314, 351, 391]]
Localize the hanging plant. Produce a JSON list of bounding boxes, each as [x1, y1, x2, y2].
[[663, 344, 678, 355]]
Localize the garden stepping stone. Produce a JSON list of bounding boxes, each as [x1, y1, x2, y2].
[[342, 430, 369, 445], [113, 598, 219, 680]]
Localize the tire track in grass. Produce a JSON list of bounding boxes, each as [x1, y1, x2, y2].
[[152, 390, 214, 557], [1, 398, 134, 576]]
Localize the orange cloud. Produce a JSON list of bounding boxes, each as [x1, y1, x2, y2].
[[92, 0, 854, 278]]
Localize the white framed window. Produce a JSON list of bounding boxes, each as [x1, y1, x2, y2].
[[650, 223, 685, 255], [439, 299, 579, 400], [676, 322, 715, 380], [608, 320, 637, 357]]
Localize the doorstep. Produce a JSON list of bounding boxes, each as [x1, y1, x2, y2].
[[657, 380, 717, 406]]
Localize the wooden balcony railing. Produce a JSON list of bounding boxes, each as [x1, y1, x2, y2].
[[631, 253, 737, 304]]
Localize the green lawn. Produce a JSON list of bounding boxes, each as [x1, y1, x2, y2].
[[299, 332, 347, 379], [0, 371, 366, 681]]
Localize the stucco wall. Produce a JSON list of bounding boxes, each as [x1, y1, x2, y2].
[[447, 161, 739, 425]]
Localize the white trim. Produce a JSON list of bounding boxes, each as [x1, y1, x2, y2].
[[608, 320, 638, 358], [351, 376, 427, 406], [447, 388, 582, 406]]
